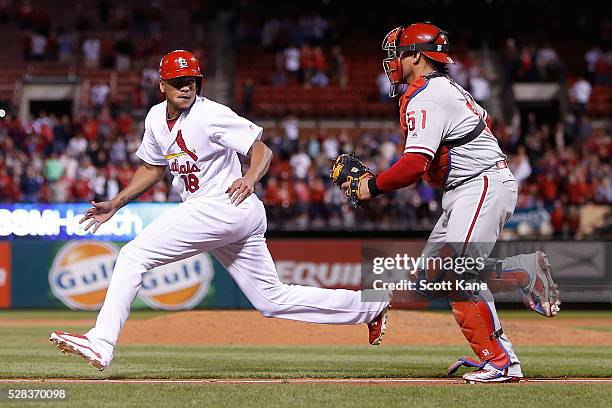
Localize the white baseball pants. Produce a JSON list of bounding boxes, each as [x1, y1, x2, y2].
[[86, 194, 389, 362]]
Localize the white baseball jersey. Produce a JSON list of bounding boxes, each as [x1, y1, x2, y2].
[[84, 95, 390, 365], [403, 76, 505, 187], [136, 96, 263, 201]]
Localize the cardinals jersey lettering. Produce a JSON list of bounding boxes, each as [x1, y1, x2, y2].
[[401, 76, 505, 187], [136, 96, 263, 201]]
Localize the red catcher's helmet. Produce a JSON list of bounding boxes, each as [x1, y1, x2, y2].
[[159, 50, 203, 94], [382, 22, 454, 97]]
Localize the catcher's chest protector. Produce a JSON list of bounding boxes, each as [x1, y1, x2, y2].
[[399, 77, 449, 188]]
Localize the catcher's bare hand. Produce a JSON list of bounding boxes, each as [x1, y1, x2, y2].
[[341, 177, 372, 201], [227, 176, 255, 205], [79, 201, 118, 233]]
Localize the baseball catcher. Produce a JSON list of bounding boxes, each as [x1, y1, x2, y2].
[[331, 22, 560, 383]]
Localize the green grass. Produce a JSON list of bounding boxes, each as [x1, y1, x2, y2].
[[0, 383, 611, 408], [1, 311, 611, 407], [2, 309, 610, 320], [579, 326, 612, 333], [1, 325, 611, 380], [497, 310, 612, 320]]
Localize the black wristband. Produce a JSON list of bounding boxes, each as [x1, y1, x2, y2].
[[368, 176, 383, 197]]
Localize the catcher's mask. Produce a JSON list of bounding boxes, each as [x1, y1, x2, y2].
[[382, 22, 454, 97]]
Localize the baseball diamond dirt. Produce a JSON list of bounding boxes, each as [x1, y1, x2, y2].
[[1, 310, 608, 346]]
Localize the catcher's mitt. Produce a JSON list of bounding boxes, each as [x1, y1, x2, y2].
[[330, 153, 374, 208]]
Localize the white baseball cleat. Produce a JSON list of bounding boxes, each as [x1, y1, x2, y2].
[[50, 331, 108, 371], [463, 362, 524, 384], [505, 251, 560, 317]]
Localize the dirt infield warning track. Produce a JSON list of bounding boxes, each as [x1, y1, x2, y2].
[[2, 310, 611, 346], [2, 378, 612, 385], [116, 310, 612, 346]]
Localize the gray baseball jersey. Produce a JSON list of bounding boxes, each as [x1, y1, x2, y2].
[[403, 76, 505, 187]]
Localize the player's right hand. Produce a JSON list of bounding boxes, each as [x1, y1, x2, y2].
[[341, 177, 372, 201], [79, 201, 119, 233]]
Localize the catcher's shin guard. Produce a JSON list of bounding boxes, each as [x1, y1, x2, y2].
[[449, 296, 511, 373]]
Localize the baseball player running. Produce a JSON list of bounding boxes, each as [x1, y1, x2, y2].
[[50, 50, 390, 371], [333, 22, 560, 383]]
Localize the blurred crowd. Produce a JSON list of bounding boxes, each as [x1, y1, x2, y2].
[[257, 119, 440, 230], [501, 39, 612, 86], [496, 115, 611, 238], [270, 44, 347, 89], [0, 109, 441, 230], [0, 110, 173, 204], [502, 39, 566, 83], [233, 8, 347, 90], [7, 0, 165, 71], [0, 0, 609, 236], [1, 106, 609, 234]]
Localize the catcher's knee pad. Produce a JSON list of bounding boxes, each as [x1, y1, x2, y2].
[[416, 244, 482, 299], [450, 296, 510, 370]]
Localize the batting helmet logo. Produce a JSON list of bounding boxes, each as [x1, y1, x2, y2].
[[177, 57, 189, 69]]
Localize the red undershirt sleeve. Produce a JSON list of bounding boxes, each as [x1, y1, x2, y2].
[[368, 152, 431, 196]]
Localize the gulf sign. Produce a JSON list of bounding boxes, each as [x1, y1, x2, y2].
[[138, 253, 214, 310], [49, 241, 118, 310], [49, 241, 214, 311]]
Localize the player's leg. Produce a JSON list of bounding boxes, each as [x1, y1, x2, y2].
[[481, 250, 560, 317], [454, 168, 560, 317], [443, 170, 523, 382], [211, 198, 390, 327], [51, 198, 245, 368], [420, 205, 449, 258], [419, 192, 519, 377], [212, 236, 389, 325]]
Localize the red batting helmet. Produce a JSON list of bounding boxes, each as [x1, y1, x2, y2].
[[159, 50, 203, 94], [382, 22, 454, 96]]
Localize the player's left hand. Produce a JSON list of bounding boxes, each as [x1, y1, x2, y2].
[[330, 153, 374, 208], [341, 177, 372, 201], [226, 176, 255, 205]]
